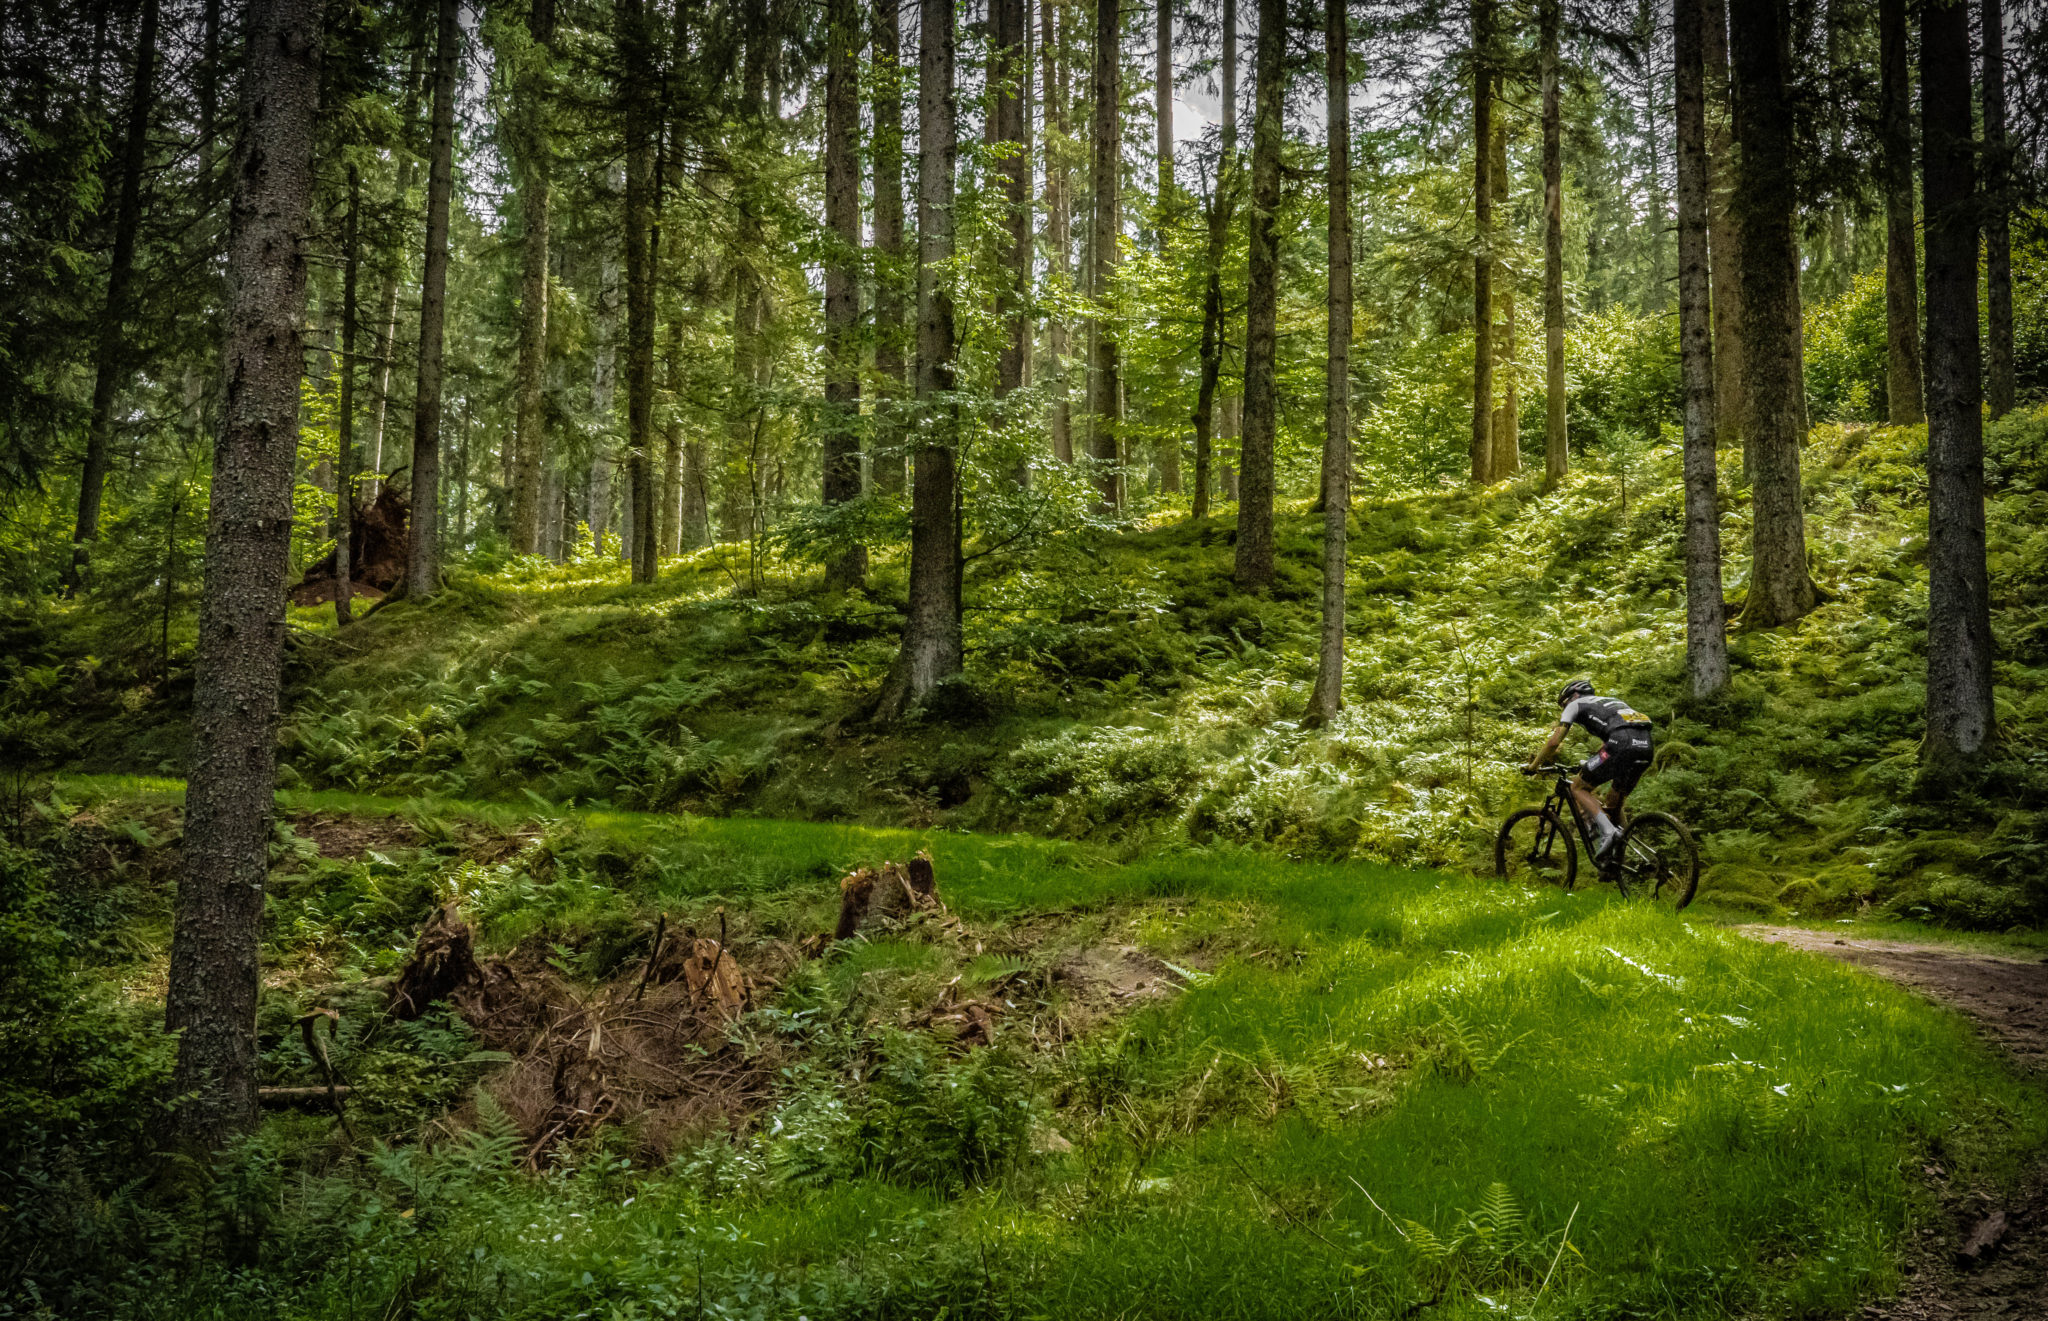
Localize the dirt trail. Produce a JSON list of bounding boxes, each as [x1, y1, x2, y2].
[[1740, 925, 2048, 1319]]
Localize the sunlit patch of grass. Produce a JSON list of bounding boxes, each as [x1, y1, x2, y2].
[[40, 788, 2047, 1319]]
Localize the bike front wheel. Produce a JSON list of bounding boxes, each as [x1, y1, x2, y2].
[[1612, 811, 1699, 910], [1496, 808, 1579, 890]]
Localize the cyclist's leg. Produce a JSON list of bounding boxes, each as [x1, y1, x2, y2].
[[1573, 749, 1623, 851]]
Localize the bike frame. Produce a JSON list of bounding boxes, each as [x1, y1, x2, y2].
[[1531, 768, 1614, 878]]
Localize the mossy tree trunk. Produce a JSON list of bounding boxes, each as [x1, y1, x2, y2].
[[1729, 0, 1818, 628], [1920, 0, 1996, 773]]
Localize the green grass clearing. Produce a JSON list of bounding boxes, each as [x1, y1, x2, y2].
[[19, 784, 2047, 1319]]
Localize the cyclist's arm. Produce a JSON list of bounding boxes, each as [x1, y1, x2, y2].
[[1527, 722, 1570, 769]]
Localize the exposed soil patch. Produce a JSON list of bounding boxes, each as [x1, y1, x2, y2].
[[1740, 925, 2048, 1319], [289, 812, 421, 860], [1053, 945, 1188, 1030]]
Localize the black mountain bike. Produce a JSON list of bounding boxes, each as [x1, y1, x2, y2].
[[1494, 765, 1700, 910]]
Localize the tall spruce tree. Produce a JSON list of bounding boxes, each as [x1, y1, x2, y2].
[[167, 0, 325, 1150]]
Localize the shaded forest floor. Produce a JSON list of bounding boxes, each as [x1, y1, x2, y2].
[[13, 410, 2048, 929], [8, 781, 2048, 1319]]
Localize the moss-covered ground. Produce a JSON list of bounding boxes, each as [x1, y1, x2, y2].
[[26, 411, 2040, 926]]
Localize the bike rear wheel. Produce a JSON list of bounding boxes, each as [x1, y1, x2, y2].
[[1495, 808, 1579, 890], [1612, 811, 1699, 910]]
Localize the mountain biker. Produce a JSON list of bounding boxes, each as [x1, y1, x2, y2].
[[1523, 678, 1654, 860]]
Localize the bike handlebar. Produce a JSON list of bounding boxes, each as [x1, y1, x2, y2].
[[1517, 764, 1569, 777]]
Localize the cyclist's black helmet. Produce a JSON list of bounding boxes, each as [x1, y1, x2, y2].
[[1557, 678, 1595, 707]]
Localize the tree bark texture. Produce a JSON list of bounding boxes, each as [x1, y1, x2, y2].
[[1489, 99, 1519, 479], [70, 0, 161, 588], [509, 0, 555, 555], [873, 0, 909, 493], [1153, 0, 1181, 493], [1540, 0, 1566, 487], [824, 0, 866, 586], [1676, 0, 1728, 697], [1307, 0, 1349, 726], [1470, 0, 1494, 486], [1728, 0, 1818, 628], [407, 0, 459, 598], [622, 0, 657, 583], [991, 0, 1029, 485], [336, 166, 359, 627], [1041, 0, 1073, 464], [1878, 0, 1924, 426], [1233, 0, 1282, 588], [368, 42, 426, 500], [167, 0, 324, 1150], [874, 0, 962, 721], [1702, 0, 1744, 447], [1983, 0, 2013, 420], [1921, 0, 1996, 771], [1087, 0, 1122, 510], [1217, 0, 1240, 501], [1156, 0, 1172, 208], [661, 310, 683, 557]]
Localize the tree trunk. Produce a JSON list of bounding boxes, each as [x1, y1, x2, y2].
[[1540, 0, 1566, 487], [1729, 0, 1818, 628], [823, 0, 866, 586], [1217, 0, 1240, 502], [1307, 0, 1349, 726], [991, 0, 1029, 485], [1702, 0, 1743, 448], [1921, 0, 1995, 772], [1156, 0, 1172, 208], [661, 308, 683, 557], [1489, 97, 1519, 479], [1087, 0, 1122, 510], [622, 0, 657, 584], [68, 0, 161, 590], [1983, 0, 2012, 420], [592, 243, 620, 555], [1192, 158, 1236, 523], [873, 0, 961, 723], [1470, 0, 1494, 486], [872, 0, 908, 494], [1233, 0, 1281, 588], [367, 43, 425, 500], [509, 0, 555, 556], [1676, 0, 1727, 698], [1153, 0, 1181, 493], [1042, 0, 1073, 464], [406, 0, 459, 599], [1878, 0, 1923, 426], [167, 0, 324, 1151], [336, 166, 359, 627]]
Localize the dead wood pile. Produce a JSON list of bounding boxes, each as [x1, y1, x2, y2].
[[290, 484, 408, 605], [388, 905, 774, 1163]]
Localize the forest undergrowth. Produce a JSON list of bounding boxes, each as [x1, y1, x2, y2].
[[4, 781, 2045, 1319], [12, 407, 2047, 929]]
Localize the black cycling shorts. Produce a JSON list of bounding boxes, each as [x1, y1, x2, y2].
[[1580, 727, 1653, 795]]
